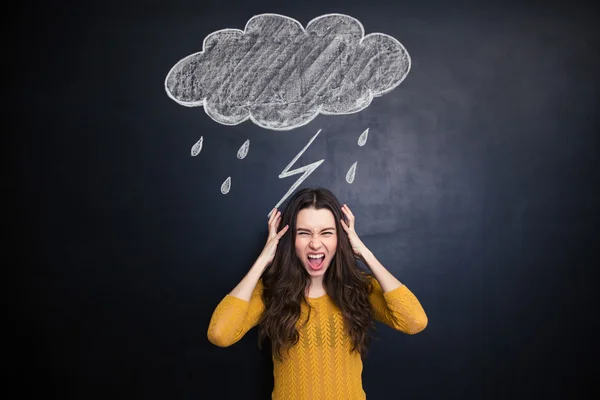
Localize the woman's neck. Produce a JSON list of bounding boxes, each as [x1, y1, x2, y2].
[[306, 276, 326, 297]]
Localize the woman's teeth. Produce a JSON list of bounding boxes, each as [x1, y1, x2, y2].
[[307, 254, 325, 270]]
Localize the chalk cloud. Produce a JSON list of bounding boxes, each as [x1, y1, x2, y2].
[[165, 13, 411, 131]]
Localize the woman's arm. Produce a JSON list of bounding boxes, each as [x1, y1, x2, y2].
[[207, 274, 265, 347], [207, 208, 289, 347], [228, 259, 269, 301], [364, 257, 428, 335], [340, 204, 428, 334], [362, 249, 403, 293]]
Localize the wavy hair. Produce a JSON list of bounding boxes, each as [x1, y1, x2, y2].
[[258, 188, 375, 361]]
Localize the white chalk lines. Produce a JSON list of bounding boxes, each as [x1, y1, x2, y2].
[[165, 13, 410, 131], [221, 176, 232, 194], [345, 128, 369, 184], [212, 139, 252, 194], [168, 13, 398, 211], [357, 128, 369, 147], [191, 136, 251, 193], [269, 129, 324, 216], [191, 136, 203, 156], [346, 162, 358, 184], [237, 139, 250, 159], [191, 126, 371, 215]]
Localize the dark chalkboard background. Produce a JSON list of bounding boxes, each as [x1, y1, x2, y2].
[[12, 0, 598, 399]]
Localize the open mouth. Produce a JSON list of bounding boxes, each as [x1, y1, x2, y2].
[[307, 253, 325, 270]]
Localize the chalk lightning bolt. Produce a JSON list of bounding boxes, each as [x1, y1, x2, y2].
[[269, 129, 324, 217]]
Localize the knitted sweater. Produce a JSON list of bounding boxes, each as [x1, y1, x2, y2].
[[207, 276, 428, 400]]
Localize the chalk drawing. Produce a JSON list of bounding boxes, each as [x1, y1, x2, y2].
[[269, 129, 324, 216], [357, 128, 369, 146], [221, 176, 231, 194], [237, 139, 250, 159], [165, 13, 411, 131], [191, 136, 203, 156], [347, 128, 369, 183], [346, 161, 357, 184]]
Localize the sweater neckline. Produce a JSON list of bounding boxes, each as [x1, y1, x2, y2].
[[307, 293, 328, 300]]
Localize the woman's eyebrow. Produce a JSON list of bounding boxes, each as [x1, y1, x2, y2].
[[296, 227, 336, 231]]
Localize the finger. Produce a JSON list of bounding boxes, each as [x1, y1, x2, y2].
[[268, 208, 277, 225], [343, 204, 355, 220], [340, 219, 349, 232], [341, 207, 352, 225], [273, 218, 282, 235], [343, 205, 355, 229], [343, 204, 353, 220], [269, 211, 281, 229], [276, 224, 289, 238], [268, 213, 281, 238]]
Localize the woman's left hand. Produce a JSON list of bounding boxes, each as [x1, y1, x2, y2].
[[340, 204, 369, 258]]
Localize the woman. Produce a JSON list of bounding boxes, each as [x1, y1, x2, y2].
[[208, 187, 428, 400]]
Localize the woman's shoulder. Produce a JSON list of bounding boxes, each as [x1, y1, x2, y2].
[[359, 271, 382, 293], [255, 278, 265, 292], [359, 270, 377, 284]]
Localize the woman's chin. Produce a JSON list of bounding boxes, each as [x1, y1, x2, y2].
[[308, 269, 326, 276]]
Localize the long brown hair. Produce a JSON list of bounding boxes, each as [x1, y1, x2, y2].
[[258, 187, 375, 361]]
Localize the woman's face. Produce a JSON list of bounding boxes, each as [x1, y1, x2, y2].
[[294, 207, 338, 277]]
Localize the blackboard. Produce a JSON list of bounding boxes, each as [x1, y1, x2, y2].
[[13, 0, 598, 399]]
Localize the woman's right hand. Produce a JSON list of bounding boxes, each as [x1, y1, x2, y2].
[[256, 208, 289, 270]]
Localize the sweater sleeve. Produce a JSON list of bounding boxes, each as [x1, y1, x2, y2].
[[368, 276, 428, 334], [207, 279, 265, 347]]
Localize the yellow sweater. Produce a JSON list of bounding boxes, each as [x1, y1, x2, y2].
[[207, 277, 428, 400]]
